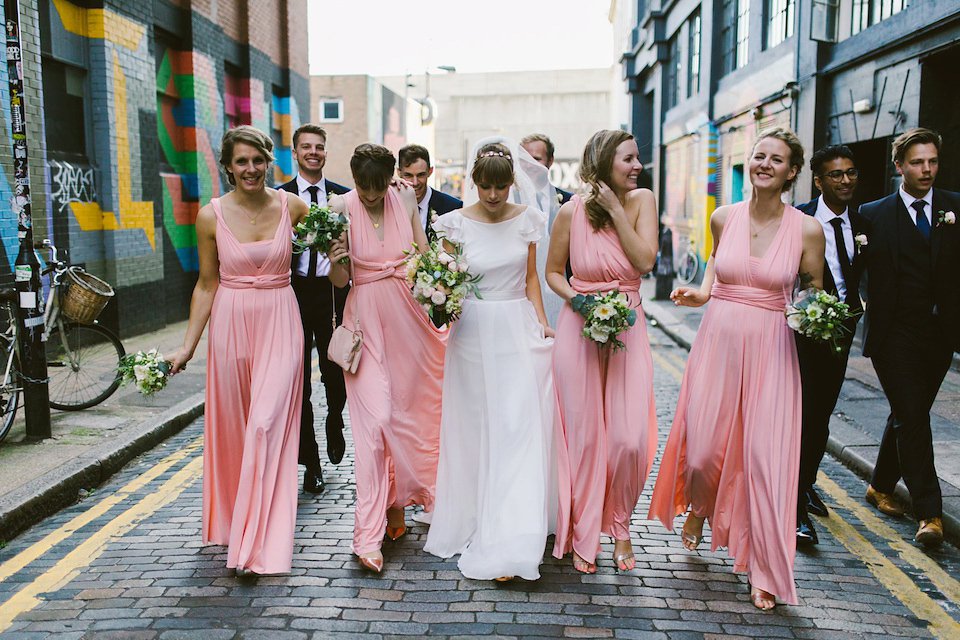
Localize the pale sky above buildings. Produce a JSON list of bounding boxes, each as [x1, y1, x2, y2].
[[308, 0, 615, 76]]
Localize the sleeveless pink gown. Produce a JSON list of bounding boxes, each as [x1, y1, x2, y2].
[[552, 196, 657, 564], [341, 188, 446, 555], [203, 190, 304, 574], [648, 200, 804, 604]]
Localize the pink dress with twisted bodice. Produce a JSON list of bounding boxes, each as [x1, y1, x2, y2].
[[203, 190, 304, 574], [341, 188, 446, 555], [552, 195, 657, 564], [648, 200, 804, 604]]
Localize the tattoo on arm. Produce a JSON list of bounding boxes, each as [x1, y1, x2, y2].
[[798, 272, 815, 291]]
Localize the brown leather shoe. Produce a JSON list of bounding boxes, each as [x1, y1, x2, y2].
[[915, 518, 943, 547], [865, 485, 904, 517]]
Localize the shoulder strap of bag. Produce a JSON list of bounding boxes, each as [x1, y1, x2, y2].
[[331, 212, 360, 333]]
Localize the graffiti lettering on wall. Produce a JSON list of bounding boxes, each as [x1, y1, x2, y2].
[[49, 160, 98, 214]]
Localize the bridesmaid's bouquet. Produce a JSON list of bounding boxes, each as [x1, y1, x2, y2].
[[292, 203, 349, 257], [118, 349, 173, 396], [572, 290, 637, 352], [785, 289, 857, 353], [404, 236, 482, 325]]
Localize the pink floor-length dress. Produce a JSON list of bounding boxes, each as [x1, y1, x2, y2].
[[203, 190, 304, 574], [648, 200, 804, 605], [341, 188, 446, 555], [552, 196, 657, 564]]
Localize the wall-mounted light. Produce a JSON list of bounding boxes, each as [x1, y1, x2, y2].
[[853, 99, 874, 113]]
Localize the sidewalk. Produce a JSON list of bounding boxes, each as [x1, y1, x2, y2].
[[638, 275, 960, 544]]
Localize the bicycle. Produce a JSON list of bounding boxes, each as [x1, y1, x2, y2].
[[0, 240, 125, 442], [675, 237, 701, 285]]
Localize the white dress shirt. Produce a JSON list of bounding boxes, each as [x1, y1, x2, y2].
[[418, 186, 433, 232], [814, 196, 854, 300], [292, 174, 330, 277], [898, 185, 933, 228]]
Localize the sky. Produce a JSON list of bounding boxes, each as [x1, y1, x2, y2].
[[308, 0, 615, 77]]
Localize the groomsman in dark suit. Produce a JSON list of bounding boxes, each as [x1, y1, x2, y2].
[[397, 144, 462, 241], [521, 133, 574, 209], [794, 145, 867, 546], [859, 128, 960, 547], [280, 124, 350, 494]]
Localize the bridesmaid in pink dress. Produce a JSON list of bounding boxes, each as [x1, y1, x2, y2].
[[546, 130, 659, 574], [648, 128, 825, 609], [169, 126, 309, 576], [327, 144, 446, 573]]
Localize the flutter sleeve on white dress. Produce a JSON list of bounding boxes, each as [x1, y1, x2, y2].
[[432, 210, 465, 244], [519, 207, 547, 244]]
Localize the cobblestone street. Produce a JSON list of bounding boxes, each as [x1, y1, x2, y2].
[[0, 326, 959, 639]]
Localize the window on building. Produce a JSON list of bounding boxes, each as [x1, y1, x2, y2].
[[319, 99, 344, 123], [42, 60, 88, 159], [765, 0, 796, 49], [665, 32, 681, 110], [720, 0, 750, 75], [687, 10, 701, 98], [852, 0, 908, 35]]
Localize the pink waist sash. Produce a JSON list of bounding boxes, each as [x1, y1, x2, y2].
[[710, 282, 784, 312], [352, 257, 408, 286], [570, 276, 642, 295], [219, 273, 290, 289]]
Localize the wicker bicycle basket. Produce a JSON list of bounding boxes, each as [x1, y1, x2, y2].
[[61, 267, 115, 324]]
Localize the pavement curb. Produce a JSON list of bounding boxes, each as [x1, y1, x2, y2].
[[643, 298, 960, 547], [0, 393, 205, 543]]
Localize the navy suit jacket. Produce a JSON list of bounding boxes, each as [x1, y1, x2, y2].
[[425, 189, 463, 240], [556, 186, 574, 206], [858, 188, 960, 356]]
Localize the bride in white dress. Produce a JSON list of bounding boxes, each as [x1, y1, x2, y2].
[[424, 142, 556, 581]]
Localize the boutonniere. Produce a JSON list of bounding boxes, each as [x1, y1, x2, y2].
[[556, 192, 563, 204], [854, 233, 868, 250], [429, 208, 438, 224], [937, 210, 956, 226], [327, 191, 336, 201]]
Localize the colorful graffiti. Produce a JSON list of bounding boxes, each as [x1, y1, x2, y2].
[[49, 160, 98, 213]]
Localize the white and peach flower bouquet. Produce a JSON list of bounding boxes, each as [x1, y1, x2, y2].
[[786, 289, 857, 354], [571, 290, 637, 352], [404, 235, 482, 325], [118, 349, 173, 396], [292, 203, 349, 259]]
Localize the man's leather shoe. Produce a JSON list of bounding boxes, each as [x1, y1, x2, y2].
[[806, 487, 828, 517], [303, 466, 325, 494], [797, 511, 819, 546], [866, 485, 903, 517], [915, 517, 943, 547], [326, 412, 346, 465]]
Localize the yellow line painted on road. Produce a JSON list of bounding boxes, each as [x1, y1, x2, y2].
[[652, 350, 684, 383], [0, 455, 202, 632], [0, 437, 203, 584], [816, 477, 960, 639]]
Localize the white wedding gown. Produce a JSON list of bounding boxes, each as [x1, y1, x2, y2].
[[424, 207, 557, 580]]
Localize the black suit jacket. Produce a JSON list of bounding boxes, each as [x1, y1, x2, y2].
[[795, 198, 866, 316], [281, 176, 350, 272], [425, 189, 463, 241], [858, 188, 960, 356]]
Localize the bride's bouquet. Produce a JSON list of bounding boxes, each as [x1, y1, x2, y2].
[[404, 236, 482, 326], [785, 289, 857, 353], [118, 349, 173, 396], [292, 203, 348, 258], [572, 290, 637, 352]]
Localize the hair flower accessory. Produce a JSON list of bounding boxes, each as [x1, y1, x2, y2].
[[854, 233, 868, 249], [478, 150, 512, 160], [937, 210, 956, 226]]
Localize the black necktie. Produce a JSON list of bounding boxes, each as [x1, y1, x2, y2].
[[306, 186, 320, 278], [829, 217, 853, 300], [912, 200, 930, 244]]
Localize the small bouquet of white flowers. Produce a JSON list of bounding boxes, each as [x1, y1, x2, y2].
[[404, 235, 482, 325], [785, 289, 857, 353], [571, 290, 638, 352], [118, 349, 173, 396], [292, 203, 349, 259]]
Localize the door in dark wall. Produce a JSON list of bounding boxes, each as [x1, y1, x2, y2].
[[920, 45, 960, 193], [847, 137, 891, 206]]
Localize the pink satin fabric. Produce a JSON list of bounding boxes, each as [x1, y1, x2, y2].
[[552, 196, 657, 564], [341, 188, 446, 555], [203, 191, 304, 574], [648, 200, 803, 604]]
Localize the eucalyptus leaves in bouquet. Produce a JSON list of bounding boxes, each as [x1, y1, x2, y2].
[[118, 349, 173, 396], [292, 203, 349, 260], [785, 289, 857, 354], [404, 235, 482, 326], [572, 290, 637, 352]]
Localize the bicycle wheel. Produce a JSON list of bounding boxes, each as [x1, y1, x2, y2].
[[676, 250, 699, 285], [0, 340, 20, 442], [47, 322, 125, 411]]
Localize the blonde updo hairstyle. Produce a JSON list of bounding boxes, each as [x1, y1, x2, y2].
[[754, 127, 805, 192], [580, 129, 635, 231], [219, 125, 275, 186], [471, 143, 515, 187], [350, 143, 396, 192]]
